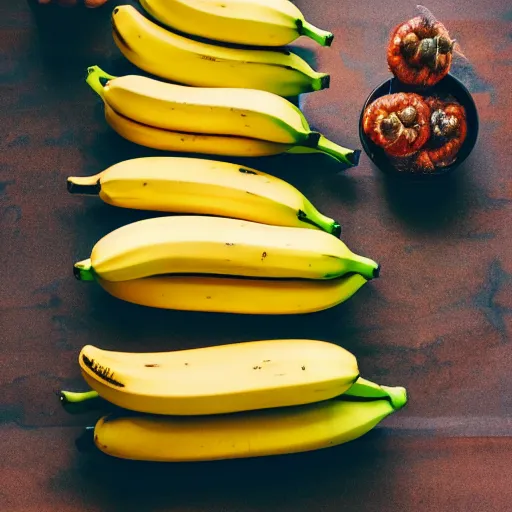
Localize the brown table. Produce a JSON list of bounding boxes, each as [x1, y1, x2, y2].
[[1, 1, 511, 510]]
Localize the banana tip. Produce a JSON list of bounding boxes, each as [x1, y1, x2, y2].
[[393, 386, 408, 410], [324, 33, 334, 47], [384, 385, 408, 410], [349, 149, 361, 166], [74, 260, 95, 281], [332, 222, 342, 238], [373, 265, 381, 279], [73, 265, 82, 280], [320, 74, 330, 90]]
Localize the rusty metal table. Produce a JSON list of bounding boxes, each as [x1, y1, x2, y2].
[[1, 1, 511, 511]]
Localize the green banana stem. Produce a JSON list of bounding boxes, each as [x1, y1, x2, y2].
[[311, 73, 330, 92], [330, 222, 342, 238], [60, 390, 99, 403], [67, 175, 101, 195], [86, 65, 116, 99], [299, 20, 334, 47], [316, 135, 361, 166], [287, 137, 361, 166], [73, 259, 95, 282], [348, 253, 380, 280], [298, 200, 341, 237], [344, 377, 407, 411], [59, 390, 103, 415]]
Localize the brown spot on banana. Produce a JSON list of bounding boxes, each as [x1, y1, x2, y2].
[[82, 354, 124, 387]]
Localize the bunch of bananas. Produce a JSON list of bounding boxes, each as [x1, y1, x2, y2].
[[112, 3, 331, 95], [71, 203, 378, 314], [61, 340, 407, 461], [83, 1, 360, 161], [62, 0, 408, 462], [86, 65, 358, 162]]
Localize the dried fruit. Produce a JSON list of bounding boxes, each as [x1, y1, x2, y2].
[[415, 97, 467, 171], [387, 7, 455, 87], [362, 93, 431, 157]]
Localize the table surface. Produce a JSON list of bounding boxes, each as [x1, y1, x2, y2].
[[1, 1, 511, 511]]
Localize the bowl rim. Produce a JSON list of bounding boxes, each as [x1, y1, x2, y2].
[[359, 73, 479, 180]]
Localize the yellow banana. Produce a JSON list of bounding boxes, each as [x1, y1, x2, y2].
[[91, 273, 369, 315], [77, 340, 359, 415], [89, 66, 313, 145], [87, 66, 359, 165], [111, 5, 329, 97], [73, 215, 379, 282], [140, 0, 333, 47], [66, 157, 341, 235], [79, 380, 407, 461], [104, 103, 289, 157]]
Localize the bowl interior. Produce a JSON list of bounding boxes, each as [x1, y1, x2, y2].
[[359, 74, 479, 180]]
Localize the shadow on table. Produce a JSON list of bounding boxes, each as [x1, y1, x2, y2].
[[62, 429, 388, 510], [377, 159, 475, 233]]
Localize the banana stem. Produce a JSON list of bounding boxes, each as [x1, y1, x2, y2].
[[298, 200, 342, 237], [86, 65, 116, 99], [300, 20, 334, 47], [74, 259, 95, 282], [67, 175, 101, 195], [331, 222, 342, 238], [60, 390, 99, 403], [344, 377, 407, 411], [316, 135, 361, 166], [311, 73, 330, 92], [349, 254, 380, 280], [59, 390, 104, 415]]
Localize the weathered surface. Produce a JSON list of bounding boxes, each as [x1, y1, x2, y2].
[[1, 0, 511, 510]]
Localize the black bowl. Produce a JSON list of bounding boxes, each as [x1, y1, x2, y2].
[[359, 74, 479, 180]]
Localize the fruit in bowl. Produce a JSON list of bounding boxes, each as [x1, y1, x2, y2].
[[362, 89, 469, 174], [359, 6, 477, 178], [387, 6, 457, 87]]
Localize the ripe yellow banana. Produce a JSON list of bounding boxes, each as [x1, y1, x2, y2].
[[111, 5, 329, 97], [77, 340, 359, 415], [66, 157, 341, 235], [91, 273, 369, 315], [140, 0, 333, 47], [87, 66, 359, 165], [104, 103, 288, 157], [73, 216, 379, 282], [78, 379, 407, 461]]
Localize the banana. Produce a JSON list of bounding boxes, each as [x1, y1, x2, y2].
[[77, 340, 359, 415], [111, 5, 329, 97], [139, 0, 333, 47], [73, 216, 379, 282], [87, 66, 359, 165], [91, 273, 369, 315], [104, 103, 289, 157], [89, 66, 312, 145], [78, 379, 407, 461], [67, 157, 340, 235]]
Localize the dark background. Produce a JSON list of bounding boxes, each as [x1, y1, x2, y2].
[[1, 0, 511, 510]]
